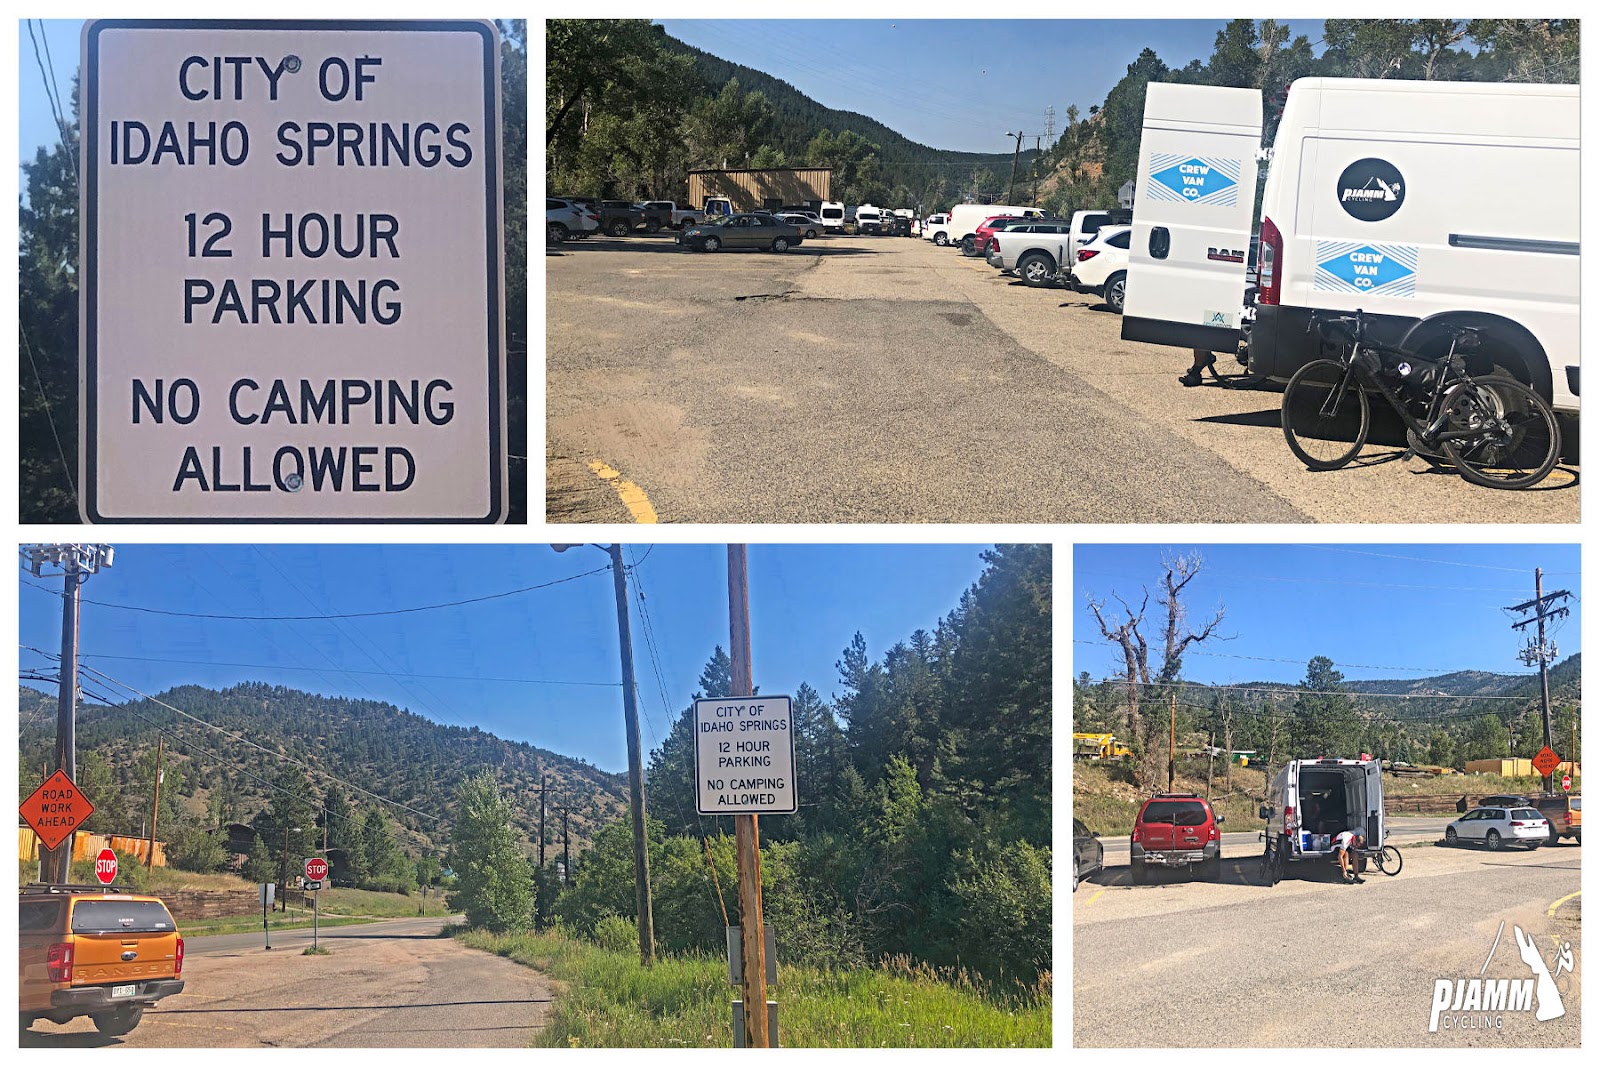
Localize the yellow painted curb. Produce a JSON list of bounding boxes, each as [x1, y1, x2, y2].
[[588, 460, 658, 524], [1546, 890, 1580, 918]]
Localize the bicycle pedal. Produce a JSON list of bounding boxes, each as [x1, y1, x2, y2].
[[1401, 448, 1417, 461]]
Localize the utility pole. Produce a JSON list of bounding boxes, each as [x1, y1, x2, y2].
[[728, 545, 770, 1048], [147, 736, 164, 870], [1168, 691, 1177, 792], [23, 544, 114, 884], [1004, 130, 1024, 204], [1206, 731, 1215, 800], [561, 807, 571, 885], [607, 544, 656, 967], [539, 775, 547, 868], [1031, 135, 1042, 205], [552, 542, 654, 964], [1506, 568, 1571, 793]]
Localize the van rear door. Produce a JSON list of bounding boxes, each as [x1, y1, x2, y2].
[[1122, 82, 1262, 352], [1363, 759, 1385, 846]]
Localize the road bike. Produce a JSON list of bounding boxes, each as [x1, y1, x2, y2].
[[1280, 310, 1560, 489], [1359, 830, 1403, 877]]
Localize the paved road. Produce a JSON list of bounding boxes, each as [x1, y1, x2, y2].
[[22, 916, 553, 1049], [1074, 841, 1581, 1047], [546, 234, 1578, 524], [1093, 816, 1456, 864]]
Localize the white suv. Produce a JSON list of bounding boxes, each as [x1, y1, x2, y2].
[[1069, 224, 1132, 313], [1446, 807, 1549, 851], [547, 197, 599, 242]]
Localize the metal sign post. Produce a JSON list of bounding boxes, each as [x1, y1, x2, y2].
[[79, 20, 506, 522], [260, 882, 275, 949]]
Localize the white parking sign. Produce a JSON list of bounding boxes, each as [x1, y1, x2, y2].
[[80, 20, 506, 522], [694, 696, 797, 815]]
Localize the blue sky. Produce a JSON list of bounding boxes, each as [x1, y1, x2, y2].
[[658, 19, 1327, 153], [1074, 544, 1581, 687], [18, 544, 997, 775]]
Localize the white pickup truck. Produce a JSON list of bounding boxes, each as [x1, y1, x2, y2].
[[983, 220, 1077, 286], [639, 201, 705, 230]]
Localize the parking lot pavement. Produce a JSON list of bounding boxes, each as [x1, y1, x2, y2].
[[1073, 841, 1581, 1047], [545, 234, 1578, 524], [1091, 816, 1456, 867]]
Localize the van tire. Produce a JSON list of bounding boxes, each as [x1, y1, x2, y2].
[[1485, 830, 1503, 851], [1018, 252, 1056, 287], [92, 1007, 144, 1037], [1131, 858, 1147, 885], [961, 236, 977, 256], [1105, 272, 1128, 314]]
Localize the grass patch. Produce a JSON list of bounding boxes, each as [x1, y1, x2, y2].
[[453, 928, 1049, 1048], [317, 886, 452, 918], [302, 945, 333, 956]]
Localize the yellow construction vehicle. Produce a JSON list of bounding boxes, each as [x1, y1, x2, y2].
[[1074, 733, 1134, 760]]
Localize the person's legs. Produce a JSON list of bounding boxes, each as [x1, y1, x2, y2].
[[1180, 349, 1218, 387]]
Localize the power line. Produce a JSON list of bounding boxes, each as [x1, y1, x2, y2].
[[67, 652, 618, 688], [1298, 546, 1574, 575], [19, 324, 77, 508], [20, 564, 610, 620]]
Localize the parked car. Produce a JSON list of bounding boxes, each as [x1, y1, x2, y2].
[[638, 200, 703, 230], [968, 216, 1032, 258], [1446, 806, 1548, 850], [546, 197, 599, 242], [1070, 225, 1133, 312], [855, 204, 885, 235], [946, 203, 1045, 254], [677, 213, 804, 253], [1131, 792, 1224, 883], [886, 214, 913, 237], [777, 213, 822, 240], [922, 213, 951, 245], [1073, 818, 1104, 892], [19, 883, 186, 1037], [594, 200, 644, 237], [985, 220, 1076, 284], [1534, 793, 1581, 845], [1476, 794, 1536, 809]]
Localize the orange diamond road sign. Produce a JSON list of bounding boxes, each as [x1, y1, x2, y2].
[[19, 770, 96, 851], [1532, 747, 1561, 777]]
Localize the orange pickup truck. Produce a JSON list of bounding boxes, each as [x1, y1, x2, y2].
[[19, 884, 185, 1037]]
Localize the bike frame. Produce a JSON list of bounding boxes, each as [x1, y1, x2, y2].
[[1318, 335, 1491, 450]]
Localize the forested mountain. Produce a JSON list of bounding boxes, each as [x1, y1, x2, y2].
[[17, 682, 627, 861]]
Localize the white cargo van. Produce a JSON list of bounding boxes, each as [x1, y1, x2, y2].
[[855, 203, 884, 235], [819, 201, 846, 232], [1122, 78, 1579, 413], [946, 203, 1045, 252], [1260, 757, 1385, 884]]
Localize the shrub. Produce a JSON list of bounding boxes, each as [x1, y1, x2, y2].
[[592, 914, 639, 954]]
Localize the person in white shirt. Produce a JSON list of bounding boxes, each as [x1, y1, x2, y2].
[[1332, 830, 1366, 884]]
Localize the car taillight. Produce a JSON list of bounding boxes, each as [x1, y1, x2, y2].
[[1131, 826, 1143, 842], [47, 942, 74, 983], [1257, 215, 1282, 305], [175, 937, 185, 976], [1209, 825, 1219, 840], [1284, 805, 1296, 828], [586, 213, 600, 221], [1077, 249, 1099, 262]]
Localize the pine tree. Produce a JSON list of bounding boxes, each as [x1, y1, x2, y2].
[[242, 835, 274, 884]]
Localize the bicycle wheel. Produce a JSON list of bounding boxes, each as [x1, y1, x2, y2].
[[1438, 377, 1560, 489], [1282, 359, 1370, 470], [1376, 845, 1403, 876]]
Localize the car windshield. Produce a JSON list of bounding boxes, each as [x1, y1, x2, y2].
[[72, 899, 177, 935], [1511, 808, 1543, 820], [1141, 800, 1207, 826]]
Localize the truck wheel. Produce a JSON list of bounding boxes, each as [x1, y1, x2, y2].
[[1018, 252, 1056, 288], [645, 221, 662, 234], [607, 219, 631, 238], [1105, 272, 1128, 314], [1131, 858, 1147, 885], [93, 1007, 145, 1037], [703, 235, 721, 253]]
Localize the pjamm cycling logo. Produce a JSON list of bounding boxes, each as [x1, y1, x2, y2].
[[1428, 921, 1575, 1032]]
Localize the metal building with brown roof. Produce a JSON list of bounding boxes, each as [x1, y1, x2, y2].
[[686, 168, 834, 212]]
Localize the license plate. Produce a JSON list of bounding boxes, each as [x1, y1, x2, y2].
[[112, 984, 136, 998]]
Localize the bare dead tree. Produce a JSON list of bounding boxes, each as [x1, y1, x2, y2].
[[1222, 694, 1235, 794], [1088, 553, 1227, 789]]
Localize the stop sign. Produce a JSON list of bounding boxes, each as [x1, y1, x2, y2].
[[1562, 775, 1572, 792], [95, 848, 118, 885], [305, 857, 329, 882]]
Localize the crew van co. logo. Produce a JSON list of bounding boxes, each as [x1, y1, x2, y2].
[[1337, 157, 1405, 221], [1147, 153, 1240, 207], [1314, 241, 1418, 298], [1428, 921, 1575, 1033]]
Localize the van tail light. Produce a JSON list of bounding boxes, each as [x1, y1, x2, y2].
[[175, 937, 185, 976], [47, 942, 74, 983], [1077, 249, 1100, 262], [1257, 215, 1283, 305], [1284, 805, 1296, 829]]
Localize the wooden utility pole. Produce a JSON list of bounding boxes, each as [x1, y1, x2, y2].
[[1507, 568, 1571, 793], [728, 545, 770, 1048], [1222, 697, 1234, 794], [1206, 731, 1215, 800], [539, 775, 547, 868], [147, 736, 164, 870], [1004, 130, 1024, 204], [1168, 692, 1177, 791], [561, 807, 571, 885], [607, 544, 656, 966], [51, 559, 82, 884]]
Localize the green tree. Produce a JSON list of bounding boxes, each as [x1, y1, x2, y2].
[[242, 834, 274, 884], [167, 822, 226, 873], [948, 840, 1052, 985], [1464, 714, 1511, 762], [1292, 657, 1361, 757], [75, 750, 127, 836], [448, 772, 534, 932]]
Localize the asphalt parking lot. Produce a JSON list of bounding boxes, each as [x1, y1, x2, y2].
[[545, 232, 1578, 523], [1074, 839, 1581, 1047]]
